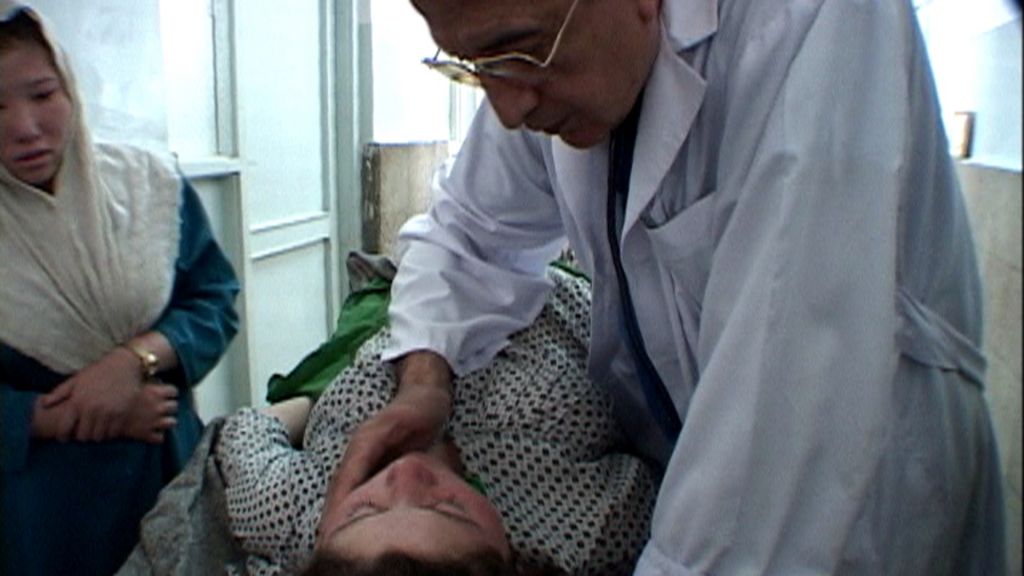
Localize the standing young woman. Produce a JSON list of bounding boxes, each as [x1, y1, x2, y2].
[[0, 4, 239, 574]]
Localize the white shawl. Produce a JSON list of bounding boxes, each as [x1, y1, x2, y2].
[[0, 4, 180, 374]]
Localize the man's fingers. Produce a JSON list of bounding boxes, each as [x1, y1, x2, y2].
[[333, 436, 386, 495]]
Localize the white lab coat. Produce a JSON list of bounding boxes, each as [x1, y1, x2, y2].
[[385, 0, 1006, 573]]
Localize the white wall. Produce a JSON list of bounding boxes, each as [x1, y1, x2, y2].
[[368, 0, 448, 143], [368, 0, 481, 144], [916, 0, 1022, 170], [27, 0, 168, 150], [159, 0, 217, 159]]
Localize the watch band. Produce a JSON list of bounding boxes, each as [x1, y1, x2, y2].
[[124, 342, 160, 378]]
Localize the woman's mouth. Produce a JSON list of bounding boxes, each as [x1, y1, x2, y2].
[[15, 149, 51, 164]]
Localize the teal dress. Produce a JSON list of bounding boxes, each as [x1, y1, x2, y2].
[[0, 182, 239, 576]]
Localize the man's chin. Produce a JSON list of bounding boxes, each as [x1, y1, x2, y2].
[[556, 125, 610, 149]]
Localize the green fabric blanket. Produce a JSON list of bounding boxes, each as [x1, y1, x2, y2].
[[265, 276, 391, 403], [265, 259, 588, 403]]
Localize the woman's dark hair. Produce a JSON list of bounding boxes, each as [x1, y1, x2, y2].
[[300, 549, 520, 576], [0, 9, 52, 58]]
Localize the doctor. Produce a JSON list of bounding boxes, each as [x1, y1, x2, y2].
[[334, 0, 1006, 574]]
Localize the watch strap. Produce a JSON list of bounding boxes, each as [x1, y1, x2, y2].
[[124, 342, 159, 378]]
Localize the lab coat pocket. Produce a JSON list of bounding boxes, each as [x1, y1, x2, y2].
[[644, 191, 719, 376], [645, 191, 718, 315]]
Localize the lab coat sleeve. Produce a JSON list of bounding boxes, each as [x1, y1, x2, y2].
[[638, 1, 916, 573], [383, 104, 569, 375]]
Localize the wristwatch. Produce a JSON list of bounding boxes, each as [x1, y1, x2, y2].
[[125, 342, 160, 378]]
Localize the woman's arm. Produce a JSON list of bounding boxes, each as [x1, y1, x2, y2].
[[215, 406, 324, 570], [35, 180, 237, 443], [261, 396, 313, 447], [153, 180, 240, 387]]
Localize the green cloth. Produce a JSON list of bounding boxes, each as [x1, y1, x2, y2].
[[550, 258, 589, 281], [266, 277, 392, 403], [265, 260, 589, 403]]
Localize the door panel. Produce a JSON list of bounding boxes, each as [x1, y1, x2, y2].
[[233, 0, 339, 407], [247, 245, 331, 406], [236, 2, 326, 222]]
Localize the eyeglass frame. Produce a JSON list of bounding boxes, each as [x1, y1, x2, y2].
[[421, 0, 582, 86]]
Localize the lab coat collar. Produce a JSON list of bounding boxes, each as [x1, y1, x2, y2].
[[550, 0, 712, 236], [624, 20, 708, 236], [663, 0, 719, 52]]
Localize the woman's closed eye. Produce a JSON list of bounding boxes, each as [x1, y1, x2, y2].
[[343, 500, 384, 525], [432, 497, 472, 521], [31, 88, 58, 102], [342, 496, 474, 528]]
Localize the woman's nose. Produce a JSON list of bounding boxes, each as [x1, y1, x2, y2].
[[384, 454, 439, 503], [480, 76, 540, 129], [3, 103, 42, 141]]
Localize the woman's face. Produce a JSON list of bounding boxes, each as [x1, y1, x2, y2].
[[0, 40, 72, 192], [317, 452, 511, 563]]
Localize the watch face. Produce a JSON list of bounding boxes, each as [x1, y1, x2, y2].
[[143, 352, 159, 376], [126, 344, 159, 377]]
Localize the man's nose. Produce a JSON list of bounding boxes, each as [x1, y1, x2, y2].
[[384, 454, 439, 504], [480, 76, 540, 129]]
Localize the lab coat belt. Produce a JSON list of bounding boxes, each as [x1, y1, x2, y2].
[[895, 287, 986, 388]]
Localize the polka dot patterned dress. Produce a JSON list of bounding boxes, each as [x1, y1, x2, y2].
[[216, 267, 657, 575]]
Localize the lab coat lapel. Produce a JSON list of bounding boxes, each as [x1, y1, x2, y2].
[[662, 0, 719, 52], [624, 31, 708, 238], [549, 0, 717, 249]]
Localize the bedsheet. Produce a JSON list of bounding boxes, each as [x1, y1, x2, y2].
[[116, 419, 247, 576]]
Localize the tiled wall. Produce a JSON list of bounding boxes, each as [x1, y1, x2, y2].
[[959, 163, 1023, 575]]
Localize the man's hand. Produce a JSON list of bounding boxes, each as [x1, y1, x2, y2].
[[318, 350, 454, 540]]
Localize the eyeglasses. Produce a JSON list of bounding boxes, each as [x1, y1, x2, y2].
[[422, 0, 582, 87]]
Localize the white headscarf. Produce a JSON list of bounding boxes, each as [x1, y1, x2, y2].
[[0, 3, 180, 374]]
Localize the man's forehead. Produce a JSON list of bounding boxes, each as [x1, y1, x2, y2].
[[411, 0, 562, 54], [412, 0, 553, 17], [413, 0, 567, 33]]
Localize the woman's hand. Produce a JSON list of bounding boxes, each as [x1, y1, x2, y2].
[[31, 398, 78, 441], [40, 346, 178, 443], [122, 383, 179, 444]]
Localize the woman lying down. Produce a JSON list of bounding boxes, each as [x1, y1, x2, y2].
[[215, 266, 658, 575]]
